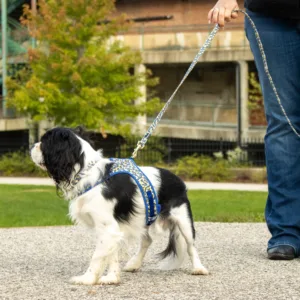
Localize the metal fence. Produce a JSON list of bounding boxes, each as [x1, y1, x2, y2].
[[0, 130, 265, 166], [95, 135, 266, 166]]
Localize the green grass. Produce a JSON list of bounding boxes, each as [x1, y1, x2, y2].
[[0, 185, 71, 228], [189, 190, 267, 222], [0, 185, 267, 227]]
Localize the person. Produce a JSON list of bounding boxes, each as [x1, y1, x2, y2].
[[208, 0, 300, 260]]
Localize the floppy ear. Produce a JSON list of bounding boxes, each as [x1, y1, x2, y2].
[[41, 128, 85, 185], [72, 126, 95, 149]]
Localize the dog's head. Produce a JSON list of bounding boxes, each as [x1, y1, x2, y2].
[[31, 127, 93, 186]]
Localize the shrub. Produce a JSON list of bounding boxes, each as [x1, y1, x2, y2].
[[174, 154, 232, 182], [0, 152, 47, 177], [120, 136, 168, 165]]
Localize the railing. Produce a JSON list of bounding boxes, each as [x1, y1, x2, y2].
[[0, 96, 16, 118], [148, 101, 237, 127], [118, 23, 250, 52], [0, 96, 3, 118], [100, 136, 265, 166], [0, 17, 29, 59]]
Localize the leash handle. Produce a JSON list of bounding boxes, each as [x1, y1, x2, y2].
[[131, 24, 220, 158]]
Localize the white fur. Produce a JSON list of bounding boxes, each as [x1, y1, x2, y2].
[[31, 133, 208, 285]]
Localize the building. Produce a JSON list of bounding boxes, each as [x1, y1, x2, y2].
[[0, 0, 265, 158]]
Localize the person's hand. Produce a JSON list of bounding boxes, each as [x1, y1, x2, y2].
[[208, 0, 239, 27]]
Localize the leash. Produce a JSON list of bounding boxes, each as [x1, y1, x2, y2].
[[131, 10, 300, 159], [238, 10, 300, 139], [131, 24, 220, 158]]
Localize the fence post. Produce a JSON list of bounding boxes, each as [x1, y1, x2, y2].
[[1, 0, 8, 117], [167, 137, 172, 164]]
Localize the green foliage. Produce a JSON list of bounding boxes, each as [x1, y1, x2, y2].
[[248, 72, 267, 126], [248, 72, 263, 111], [120, 136, 168, 165], [7, 0, 161, 134], [174, 154, 232, 182], [214, 147, 248, 167], [0, 152, 47, 177]]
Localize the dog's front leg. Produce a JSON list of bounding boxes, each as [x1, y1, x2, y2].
[[70, 222, 122, 285], [98, 251, 120, 285], [70, 239, 108, 285]]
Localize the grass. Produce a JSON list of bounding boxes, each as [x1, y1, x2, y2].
[[189, 190, 266, 222], [0, 185, 267, 228], [0, 185, 71, 228]]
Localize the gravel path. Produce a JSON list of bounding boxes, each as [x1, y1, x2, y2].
[[1, 223, 299, 300]]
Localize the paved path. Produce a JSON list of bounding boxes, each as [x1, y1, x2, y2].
[[1, 223, 299, 300], [0, 177, 268, 191]]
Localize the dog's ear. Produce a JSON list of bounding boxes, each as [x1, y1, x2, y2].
[[41, 128, 85, 185], [72, 126, 95, 149], [73, 125, 86, 137]]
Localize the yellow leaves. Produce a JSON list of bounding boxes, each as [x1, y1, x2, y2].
[[86, 6, 94, 15], [57, 7, 67, 20], [8, 0, 162, 133], [71, 72, 83, 86], [51, 63, 60, 70]]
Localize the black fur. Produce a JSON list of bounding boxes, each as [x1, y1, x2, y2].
[[157, 168, 196, 258], [41, 127, 85, 185], [102, 163, 138, 223], [159, 224, 178, 259]]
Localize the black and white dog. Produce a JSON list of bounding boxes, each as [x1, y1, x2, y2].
[[31, 127, 208, 285]]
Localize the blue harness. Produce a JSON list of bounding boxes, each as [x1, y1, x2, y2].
[[77, 158, 161, 226]]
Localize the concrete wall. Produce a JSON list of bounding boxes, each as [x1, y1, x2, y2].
[[148, 62, 237, 126], [120, 30, 250, 52]]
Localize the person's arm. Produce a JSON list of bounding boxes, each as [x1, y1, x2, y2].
[[208, 0, 239, 27]]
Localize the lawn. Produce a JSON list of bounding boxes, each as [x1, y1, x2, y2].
[[0, 185, 267, 227]]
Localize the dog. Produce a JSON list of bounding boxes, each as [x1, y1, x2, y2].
[[30, 127, 208, 285]]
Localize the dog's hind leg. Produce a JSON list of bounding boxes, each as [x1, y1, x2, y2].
[[123, 231, 152, 272], [175, 203, 208, 275]]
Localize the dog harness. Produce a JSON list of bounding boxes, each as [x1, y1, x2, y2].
[[76, 158, 161, 226]]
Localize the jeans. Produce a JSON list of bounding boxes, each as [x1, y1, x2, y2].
[[245, 10, 300, 255]]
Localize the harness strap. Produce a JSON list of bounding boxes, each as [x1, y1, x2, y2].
[[77, 158, 161, 226], [109, 158, 161, 226]]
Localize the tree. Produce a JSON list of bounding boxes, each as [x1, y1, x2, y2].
[[248, 72, 266, 126], [7, 0, 160, 134]]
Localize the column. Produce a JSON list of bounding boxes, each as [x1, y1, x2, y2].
[[236, 60, 249, 143], [134, 64, 147, 135]]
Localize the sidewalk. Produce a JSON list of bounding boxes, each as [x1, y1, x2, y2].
[[0, 177, 268, 192]]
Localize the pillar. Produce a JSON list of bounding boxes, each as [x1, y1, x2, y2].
[[134, 64, 147, 135]]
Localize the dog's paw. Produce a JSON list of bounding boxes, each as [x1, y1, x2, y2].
[[98, 274, 120, 285], [70, 273, 97, 285], [191, 267, 209, 275], [123, 259, 141, 272]]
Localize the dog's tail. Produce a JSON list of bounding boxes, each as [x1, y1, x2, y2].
[[158, 224, 186, 270]]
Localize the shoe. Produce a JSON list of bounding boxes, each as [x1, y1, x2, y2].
[[267, 245, 296, 260]]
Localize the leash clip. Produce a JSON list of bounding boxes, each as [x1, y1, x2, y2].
[[131, 141, 144, 158]]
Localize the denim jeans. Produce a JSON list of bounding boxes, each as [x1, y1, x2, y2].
[[245, 10, 300, 255]]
